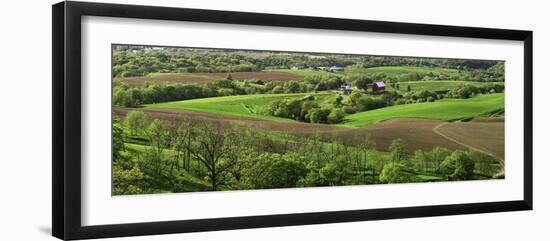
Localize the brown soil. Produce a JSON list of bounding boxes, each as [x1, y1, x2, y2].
[[436, 121, 505, 160], [115, 108, 503, 157]]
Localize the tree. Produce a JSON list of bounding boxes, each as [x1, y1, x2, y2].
[[112, 116, 125, 160], [272, 85, 284, 94], [407, 85, 411, 92], [283, 81, 301, 93], [389, 138, 408, 162], [113, 165, 145, 195], [353, 75, 373, 90], [319, 156, 355, 185], [439, 150, 475, 180], [143, 119, 168, 175], [429, 146, 451, 169], [242, 152, 307, 189], [333, 95, 344, 107], [307, 107, 331, 123], [327, 108, 344, 124], [184, 121, 241, 190], [379, 162, 415, 184], [124, 111, 150, 135]]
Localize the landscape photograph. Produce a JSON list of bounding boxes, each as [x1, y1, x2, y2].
[[111, 44, 505, 195]]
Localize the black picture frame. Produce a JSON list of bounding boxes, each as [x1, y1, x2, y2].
[[52, 1, 533, 240]]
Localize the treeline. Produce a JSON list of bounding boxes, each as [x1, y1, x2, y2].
[[113, 112, 502, 195], [113, 74, 353, 107], [268, 92, 388, 124], [351, 56, 502, 71], [268, 82, 504, 124], [113, 47, 261, 77], [112, 45, 504, 78], [346, 63, 504, 83]]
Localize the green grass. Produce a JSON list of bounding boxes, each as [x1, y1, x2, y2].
[[341, 93, 504, 127], [143, 92, 336, 122], [272, 66, 462, 80], [390, 80, 504, 92], [358, 66, 460, 77], [271, 69, 337, 78]]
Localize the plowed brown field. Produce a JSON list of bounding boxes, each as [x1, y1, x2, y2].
[[114, 107, 504, 158]]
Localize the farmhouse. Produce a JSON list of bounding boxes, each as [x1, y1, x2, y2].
[[329, 66, 344, 72], [372, 81, 386, 93], [339, 83, 353, 94]]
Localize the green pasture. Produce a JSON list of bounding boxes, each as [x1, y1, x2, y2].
[[341, 93, 504, 127], [391, 80, 504, 92], [143, 92, 335, 122], [358, 66, 460, 77]]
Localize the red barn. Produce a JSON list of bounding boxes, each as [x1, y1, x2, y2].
[[372, 81, 386, 93]]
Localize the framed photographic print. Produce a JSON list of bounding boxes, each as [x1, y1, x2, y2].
[[52, 1, 533, 240]]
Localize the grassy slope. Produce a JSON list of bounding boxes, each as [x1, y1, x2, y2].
[[341, 93, 504, 127], [143, 92, 335, 122], [277, 66, 460, 76], [391, 80, 504, 92], [271, 69, 336, 77], [357, 66, 460, 76]]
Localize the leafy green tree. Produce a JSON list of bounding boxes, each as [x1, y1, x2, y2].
[[307, 108, 331, 123], [112, 116, 125, 160], [124, 111, 150, 136], [333, 95, 344, 107], [319, 156, 354, 185], [113, 165, 145, 195], [283, 81, 301, 93], [352, 75, 373, 90], [379, 162, 415, 184], [429, 146, 451, 169], [184, 122, 241, 190], [439, 150, 475, 180], [389, 138, 408, 162], [272, 86, 284, 94], [327, 108, 345, 124], [242, 152, 307, 189]]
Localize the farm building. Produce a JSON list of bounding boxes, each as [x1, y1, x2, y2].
[[339, 83, 353, 94], [329, 66, 344, 72], [372, 81, 386, 93]]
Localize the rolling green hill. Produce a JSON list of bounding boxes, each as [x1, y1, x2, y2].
[[273, 66, 463, 80], [358, 66, 460, 76], [143, 92, 335, 122], [341, 93, 504, 127], [391, 80, 504, 92]]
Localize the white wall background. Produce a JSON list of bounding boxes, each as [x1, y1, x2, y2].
[[0, 0, 547, 240]]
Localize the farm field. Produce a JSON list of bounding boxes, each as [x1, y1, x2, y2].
[[342, 93, 504, 127], [118, 71, 303, 87], [391, 80, 504, 92], [359, 66, 460, 77], [111, 44, 506, 195], [435, 121, 505, 160], [113, 107, 501, 157], [276, 66, 463, 79], [144, 92, 336, 122]]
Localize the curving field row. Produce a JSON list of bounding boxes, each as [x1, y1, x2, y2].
[[114, 106, 503, 158]]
